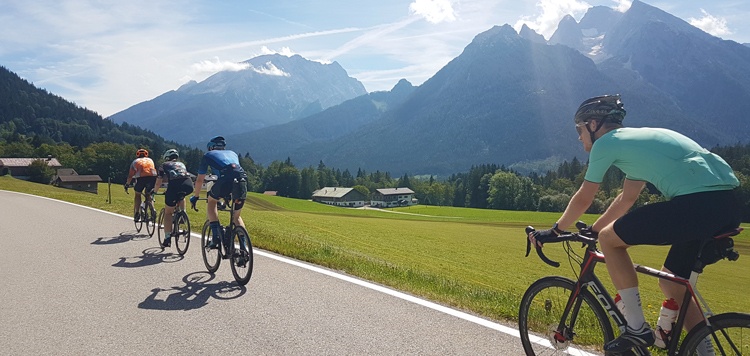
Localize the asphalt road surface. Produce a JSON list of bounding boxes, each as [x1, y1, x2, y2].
[[0, 190, 531, 355]]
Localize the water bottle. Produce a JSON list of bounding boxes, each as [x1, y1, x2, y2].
[[614, 293, 626, 318], [654, 298, 679, 349]]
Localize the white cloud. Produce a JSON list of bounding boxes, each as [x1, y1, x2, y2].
[[409, 0, 456, 24], [260, 46, 296, 57], [252, 62, 290, 77], [191, 57, 251, 73], [689, 9, 733, 37], [513, 0, 591, 39], [611, 0, 632, 13]]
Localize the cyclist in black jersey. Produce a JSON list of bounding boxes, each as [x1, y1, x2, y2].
[[152, 149, 194, 247]]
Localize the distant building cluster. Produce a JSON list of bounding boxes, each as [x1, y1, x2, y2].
[[0, 157, 102, 194], [311, 187, 417, 208]]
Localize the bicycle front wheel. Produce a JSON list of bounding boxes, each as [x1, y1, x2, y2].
[[156, 208, 165, 246], [679, 312, 750, 355], [201, 220, 220, 273], [145, 205, 157, 237], [174, 211, 191, 256], [519, 276, 615, 355], [230, 226, 253, 286], [134, 207, 144, 233]]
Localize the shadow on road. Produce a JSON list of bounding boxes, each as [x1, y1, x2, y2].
[[138, 271, 246, 310], [92, 230, 151, 245], [112, 247, 184, 268]]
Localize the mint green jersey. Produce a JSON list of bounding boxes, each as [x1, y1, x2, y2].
[[584, 127, 739, 199]]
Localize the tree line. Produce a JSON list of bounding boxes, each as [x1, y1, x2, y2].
[[4, 135, 750, 221]]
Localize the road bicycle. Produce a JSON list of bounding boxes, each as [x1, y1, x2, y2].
[[125, 185, 156, 236], [155, 192, 194, 256], [194, 196, 253, 286], [519, 222, 748, 356]]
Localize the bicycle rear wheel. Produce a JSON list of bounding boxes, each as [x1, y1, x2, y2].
[[519, 276, 615, 355], [201, 220, 220, 273], [679, 312, 750, 355], [229, 226, 253, 286], [174, 211, 191, 256], [156, 208, 165, 246], [145, 204, 157, 237]]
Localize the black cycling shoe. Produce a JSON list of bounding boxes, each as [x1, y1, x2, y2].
[[235, 253, 248, 267], [604, 323, 655, 352], [162, 238, 171, 248], [208, 238, 221, 249], [134, 213, 140, 222]]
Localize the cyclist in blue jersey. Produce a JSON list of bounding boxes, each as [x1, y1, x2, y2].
[[152, 149, 194, 247], [189, 136, 248, 249], [528, 95, 741, 352]]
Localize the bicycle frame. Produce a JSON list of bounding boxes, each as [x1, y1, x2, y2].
[[563, 245, 710, 356], [215, 198, 240, 255]]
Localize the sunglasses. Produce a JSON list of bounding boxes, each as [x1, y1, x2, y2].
[[575, 122, 587, 135]]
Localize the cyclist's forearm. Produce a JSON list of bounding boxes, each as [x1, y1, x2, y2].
[[557, 194, 591, 229], [592, 193, 634, 231], [556, 182, 598, 230], [592, 180, 643, 231], [193, 175, 205, 197]]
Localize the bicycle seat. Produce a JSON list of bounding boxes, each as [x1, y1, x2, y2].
[[711, 227, 743, 240]]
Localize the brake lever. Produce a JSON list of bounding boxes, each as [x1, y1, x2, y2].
[[525, 226, 534, 257]]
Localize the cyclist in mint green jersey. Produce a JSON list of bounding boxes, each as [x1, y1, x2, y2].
[[528, 94, 741, 352]]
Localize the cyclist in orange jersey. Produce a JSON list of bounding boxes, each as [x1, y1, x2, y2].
[[125, 149, 158, 222]]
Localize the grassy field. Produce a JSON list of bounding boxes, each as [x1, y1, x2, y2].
[[2, 176, 749, 331]]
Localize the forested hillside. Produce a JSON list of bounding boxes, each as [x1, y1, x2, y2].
[[0, 65, 204, 182]]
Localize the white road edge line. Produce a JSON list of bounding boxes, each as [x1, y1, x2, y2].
[[4, 190, 595, 356]]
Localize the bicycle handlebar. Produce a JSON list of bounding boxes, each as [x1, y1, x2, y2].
[[525, 221, 598, 268]]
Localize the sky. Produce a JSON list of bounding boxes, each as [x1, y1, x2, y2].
[[1, 0, 749, 118]]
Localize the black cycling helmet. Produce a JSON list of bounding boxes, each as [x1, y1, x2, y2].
[[163, 148, 179, 160], [574, 94, 626, 125], [207, 136, 226, 150]]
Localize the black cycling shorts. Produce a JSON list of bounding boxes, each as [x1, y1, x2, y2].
[[134, 176, 157, 194], [164, 178, 194, 207], [613, 189, 741, 278], [208, 170, 248, 209]]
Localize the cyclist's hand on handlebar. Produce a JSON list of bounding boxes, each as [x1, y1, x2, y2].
[[529, 226, 566, 247], [579, 226, 598, 239], [189, 195, 199, 210]]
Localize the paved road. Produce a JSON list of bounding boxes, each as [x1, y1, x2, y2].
[[0, 190, 529, 355]]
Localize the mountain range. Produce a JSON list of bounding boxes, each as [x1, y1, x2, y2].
[[109, 54, 367, 144], [108, 0, 750, 176]]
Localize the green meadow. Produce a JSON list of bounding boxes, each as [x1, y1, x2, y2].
[[2, 176, 749, 330]]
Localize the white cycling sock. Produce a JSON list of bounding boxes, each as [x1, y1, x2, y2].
[[618, 287, 647, 328]]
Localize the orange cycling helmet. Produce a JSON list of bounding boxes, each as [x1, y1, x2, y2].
[[136, 149, 149, 158]]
